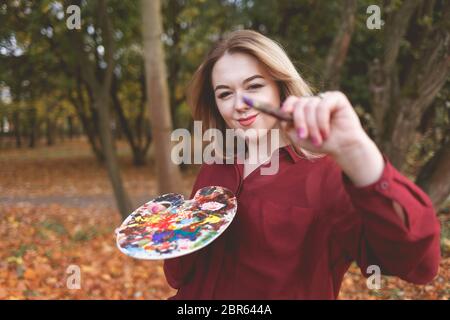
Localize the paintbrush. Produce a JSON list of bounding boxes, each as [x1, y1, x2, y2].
[[242, 96, 293, 122]]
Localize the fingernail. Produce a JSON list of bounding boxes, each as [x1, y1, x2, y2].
[[311, 136, 321, 146], [297, 128, 306, 139]]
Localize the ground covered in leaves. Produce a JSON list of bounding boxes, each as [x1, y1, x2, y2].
[[0, 139, 448, 299]]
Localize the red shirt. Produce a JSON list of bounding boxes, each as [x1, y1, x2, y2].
[[164, 145, 441, 299]]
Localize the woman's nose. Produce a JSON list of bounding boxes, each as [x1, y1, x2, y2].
[[234, 93, 250, 113]]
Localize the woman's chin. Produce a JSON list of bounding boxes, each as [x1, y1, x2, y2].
[[236, 129, 270, 142]]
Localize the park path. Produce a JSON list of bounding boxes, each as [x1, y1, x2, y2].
[[0, 194, 154, 209]]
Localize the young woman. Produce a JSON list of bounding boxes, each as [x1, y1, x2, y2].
[[164, 29, 440, 299]]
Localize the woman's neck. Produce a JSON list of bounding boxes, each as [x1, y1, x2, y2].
[[244, 128, 288, 175]]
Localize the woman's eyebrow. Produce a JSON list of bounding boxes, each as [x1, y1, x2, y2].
[[214, 74, 264, 91]]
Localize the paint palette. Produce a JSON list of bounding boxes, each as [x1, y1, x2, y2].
[[115, 186, 237, 260]]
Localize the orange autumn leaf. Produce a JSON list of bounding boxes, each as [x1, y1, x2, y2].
[[0, 139, 448, 300]]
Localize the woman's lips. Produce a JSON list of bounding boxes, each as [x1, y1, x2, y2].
[[238, 114, 258, 127]]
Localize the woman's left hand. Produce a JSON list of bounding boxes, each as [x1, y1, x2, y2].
[[280, 91, 385, 187]]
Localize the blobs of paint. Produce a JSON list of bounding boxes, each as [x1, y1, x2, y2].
[[200, 215, 221, 225], [150, 203, 167, 213], [116, 186, 237, 260], [152, 230, 173, 243], [200, 201, 226, 211]]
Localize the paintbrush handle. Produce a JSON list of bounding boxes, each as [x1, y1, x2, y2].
[[252, 101, 293, 122]]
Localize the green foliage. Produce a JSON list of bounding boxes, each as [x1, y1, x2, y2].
[[1, 0, 448, 185]]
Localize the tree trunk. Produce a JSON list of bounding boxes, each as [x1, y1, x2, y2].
[[74, 104, 104, 162], [13, 111, 21, 148], [0, 116, 3, 135], [59, 123, 65, 143], [46, 117, 55, 146], [142, 0, 182, 194], [365, 1, 450, 171], [370, 0, 422, 144], [166, 0, 183, 129], [111, 75, 151, 166], [95, 90, 132, 218], [131, 148, 147, 166], [323, 0, 357, 89], [68, 85, 105, 162], [28, 108, 37, 148], [67, 115, 74, 139], [416, 132, 450, 209], [95, 0, 132, 218], [381, 12, 450, 169], [71, 0, 132, 218]]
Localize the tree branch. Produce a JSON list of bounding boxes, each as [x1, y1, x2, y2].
[[383, 0, 422, 72], [416, 128, 450, 209], [323, 0, 357, 89]]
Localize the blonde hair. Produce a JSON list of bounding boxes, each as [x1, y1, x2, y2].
[[186, 29, 324, 160]]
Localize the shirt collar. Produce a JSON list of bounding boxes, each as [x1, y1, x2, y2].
[[233, 144, 307, 165], [282, 144, 305, 163]]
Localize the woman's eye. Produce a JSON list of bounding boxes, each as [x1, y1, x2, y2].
[[218, 92, 230, 99], [248, 84, 263, 90], [217, 84, 263, 99]]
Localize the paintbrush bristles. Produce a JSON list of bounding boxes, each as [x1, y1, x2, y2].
[[242, 96, 255, 108]]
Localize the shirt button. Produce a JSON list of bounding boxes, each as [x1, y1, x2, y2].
[[380, 181, 389, 190]]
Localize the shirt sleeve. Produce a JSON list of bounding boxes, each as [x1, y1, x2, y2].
[[329, 154, 441, 284]]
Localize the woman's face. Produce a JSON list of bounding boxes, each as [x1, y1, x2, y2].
[[211, 52, 280, 136]]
